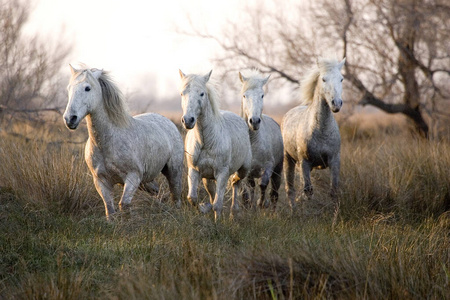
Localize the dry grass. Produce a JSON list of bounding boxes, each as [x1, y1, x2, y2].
[[0, 117, 449, 299]]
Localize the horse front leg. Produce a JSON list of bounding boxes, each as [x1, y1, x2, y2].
[[93, 176, 115, 220], [119, 172, 141, 211], [212, 172, 229, 222], [187, 168, 200, 206], [329, 156, 341, 227], [329, 156, 340, 201], [243, 178, 256, 209], [284, 153, 297, 209], [301, 160, 313, 199], [199, 178, 215, 214], [269, 160, 283, 211], [258, 166, 273, 209]]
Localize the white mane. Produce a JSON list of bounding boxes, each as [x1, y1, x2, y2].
[[179, 73, 221, 118], [240, 69, 266, 94], [300, 58, 341, 105]]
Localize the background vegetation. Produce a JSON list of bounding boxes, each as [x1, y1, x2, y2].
[[0, 119, 448, 299]]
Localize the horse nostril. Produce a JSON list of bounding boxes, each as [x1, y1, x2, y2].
[[182, 116, 195, 127], [250, 118, 261, 125], [70, 115, 78, 124], [331, 100, 336, 106]]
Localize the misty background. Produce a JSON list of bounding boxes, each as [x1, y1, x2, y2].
[[1, 0, 449, 139]]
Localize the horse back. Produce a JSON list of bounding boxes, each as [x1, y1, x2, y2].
[[86, 113, 183, 184]]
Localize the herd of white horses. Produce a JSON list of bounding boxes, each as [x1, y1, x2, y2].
[[63, 57, 346, 221]]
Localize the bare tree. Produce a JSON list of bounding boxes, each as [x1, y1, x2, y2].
[[0, 0, 71, 126], [186, 0, 450, 138]]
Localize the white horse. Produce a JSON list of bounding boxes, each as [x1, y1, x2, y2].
[[179, 70, 252, 221], [63, 65, 184, 219], [239, 70, 284, 210], [281, 58, 345, 208]]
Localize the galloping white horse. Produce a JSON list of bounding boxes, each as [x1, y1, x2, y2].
[[63, 65, 184, 219], [179, 70, 252, 221], [239, 70, 284, 210], [281, 58, 345, 208]]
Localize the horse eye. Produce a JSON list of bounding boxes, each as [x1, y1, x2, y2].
[[243, 95, 246, 98], [341, 78, 344, 82], [322, 77, 326, 83], [261, 95, 264, 99], [85, 86, 91, 92], [200, 92, 205, 97]]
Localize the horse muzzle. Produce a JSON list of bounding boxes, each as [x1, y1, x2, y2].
[[331, 99, 343, 113], [64, 115, 80, 130], [249, 116, 261, 130], [181, 115, 196, 130]]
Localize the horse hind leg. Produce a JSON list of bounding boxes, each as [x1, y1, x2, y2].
[[140, 180, 159, 196], [161, 162, 183, 208], [119, 172, 141, 211], [229, 164, 250, 220]]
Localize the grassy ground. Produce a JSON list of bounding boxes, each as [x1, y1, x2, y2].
[[0, 120, 449, 299]]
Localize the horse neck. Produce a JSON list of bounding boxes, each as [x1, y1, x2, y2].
[[193, 99, 222, 147], [309, 85, 334, 132], [85, 105, 117, 147]]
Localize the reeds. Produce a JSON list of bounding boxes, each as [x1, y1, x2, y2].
[[0, 118, 448, 299]]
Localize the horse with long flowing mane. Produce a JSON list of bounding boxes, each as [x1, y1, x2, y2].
[[179, 70, 252, 221], [239, 70, 284, 210], [63, 65, 184, 219], [281, 58, 345, 208]]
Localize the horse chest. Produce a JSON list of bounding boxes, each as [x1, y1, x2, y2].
[[187, 144, 228, 179], [86, 141, 141, 183], [302, 135, 338, 169]]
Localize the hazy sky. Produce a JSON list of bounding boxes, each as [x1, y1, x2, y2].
[[26, 0, 244, 100]]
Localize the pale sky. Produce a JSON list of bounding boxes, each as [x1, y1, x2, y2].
[[26, 0, 245, 102]]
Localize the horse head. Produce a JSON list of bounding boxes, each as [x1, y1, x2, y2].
[[64, 65, 103, 130], [239, 71, 270, 131], [179, 70, 213, 130], [319, 58, 345, 113]]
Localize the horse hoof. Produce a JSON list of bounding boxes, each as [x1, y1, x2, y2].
[[119, 203, 131, 211], [199, 203, 212, 214], [175, 200, 182, 209], [303, 187, 313, 198], [187, 197, 198, 206], [215, 211, 222, 222]]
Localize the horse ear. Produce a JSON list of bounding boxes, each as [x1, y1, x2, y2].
[[338, 57, 346, 70], [91, 68, 103, 79], [262, 74, 271, 85], [179, 69, 186, 79], [69, 64, 78, 76], [239, 72, 247, 83], [204, 70, 212, 82]]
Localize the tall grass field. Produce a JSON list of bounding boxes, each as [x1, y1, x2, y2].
[[0, 118, 449, 299]]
